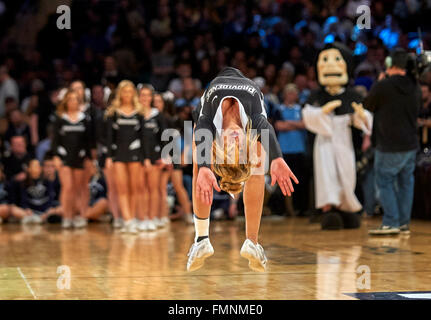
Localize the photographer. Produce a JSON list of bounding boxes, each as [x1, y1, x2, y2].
[[364, 48, 422, 235]]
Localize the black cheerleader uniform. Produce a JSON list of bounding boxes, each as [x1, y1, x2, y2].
[[192, 67, 282, 169], [143, 108, 168, 164], [51, 112, 93, 169], [106, 110, 144, 163]]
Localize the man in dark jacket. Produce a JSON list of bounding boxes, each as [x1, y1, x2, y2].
[[364, 48, 421, 235]]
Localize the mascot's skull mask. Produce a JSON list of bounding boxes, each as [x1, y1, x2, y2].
[[317, 48, 349, 87]]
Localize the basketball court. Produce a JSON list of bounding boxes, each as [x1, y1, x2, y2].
[[2, 217, 430, 300]]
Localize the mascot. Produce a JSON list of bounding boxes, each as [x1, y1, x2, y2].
[[302, 42, 373, 230]]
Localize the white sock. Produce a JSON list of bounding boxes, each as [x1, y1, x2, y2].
[[193, 214, 209, 242]]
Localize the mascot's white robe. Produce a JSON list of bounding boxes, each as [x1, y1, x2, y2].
[[302, 105, 373, 212]]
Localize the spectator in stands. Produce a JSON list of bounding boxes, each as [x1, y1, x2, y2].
[[2, 96, 19, 119], [151, 39, 176, 91], [35, 124, 54, 163], [274, 84, 308, 215], [418, 82, 431, 150], [181, 77, 200, 107], [2, 135, 31, 182], [294, 74, 311, 105], [102, 56, 122, 87], [4, 109, 32, 152], [13, 159, 54, 224], [42, 152, 59, 200], [168, 61, 201, 98], [84, 160, 109, 222], [0, 65, 19, 117]]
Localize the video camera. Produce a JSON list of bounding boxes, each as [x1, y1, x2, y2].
[[384, 28, 431, 80], [408, 28, 431, 79]]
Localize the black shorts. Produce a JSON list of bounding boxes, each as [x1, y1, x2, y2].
[[147, 145, 162, 165], [98, 152, 107, 169], [112, 149, 143, 163], [61, 155, 86, 169]]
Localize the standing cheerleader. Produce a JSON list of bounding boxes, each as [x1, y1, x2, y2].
[[52, 90, 93, 228], [70, 80, 96, 223], [92, 85, 122, 228], [138, 85, 167, 231], [153, 92, 192, 224], [105, 80, 144, 234]]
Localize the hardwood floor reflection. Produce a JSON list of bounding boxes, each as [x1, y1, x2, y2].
[[1, 216, 431, 299]]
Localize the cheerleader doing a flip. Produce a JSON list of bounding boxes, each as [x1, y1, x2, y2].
[[187, 67, 299, 272]]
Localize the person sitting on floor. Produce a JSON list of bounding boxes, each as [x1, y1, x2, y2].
[[12, 159, 55, 224]]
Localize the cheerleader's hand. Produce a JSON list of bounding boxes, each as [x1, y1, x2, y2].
[[53, 156, 63, 171], [144, 159, 152, 168], [155, 159, 168, 169], [161, 156, 173, 169], [196, 167, 221, 206], [321, 100, 342, 114], [270, 157, 299, 197]]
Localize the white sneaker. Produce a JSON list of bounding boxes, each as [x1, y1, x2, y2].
[[21, 215, 33, 225], [161, 216, 170, 226], [121, 220, 138, 234], [240, 239, 267, 272], [154, 217, 165, 228], [62, 218, 73, 229], [147, 219, 157, 231], [32, 215, 43, 224], [128, 220, 138, 234], [137, 220, 149, 232], [73, 216, 88, 228], [186, 238, 214, 272], [112, 218, 123, 229]]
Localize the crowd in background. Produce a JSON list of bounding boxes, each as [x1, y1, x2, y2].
[[1, 0, 431, 230]]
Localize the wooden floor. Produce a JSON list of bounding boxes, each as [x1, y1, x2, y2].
[[1, 216, 431, 300]]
